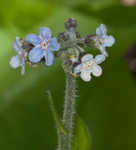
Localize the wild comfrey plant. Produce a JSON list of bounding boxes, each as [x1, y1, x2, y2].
[[10, 18, 115, 150]]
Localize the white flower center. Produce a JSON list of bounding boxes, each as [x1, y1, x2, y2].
[[18, 51, 22, 56], [83, 60, 94, 71], [18, 50, 25, 58], [41, 41, 48, 49]]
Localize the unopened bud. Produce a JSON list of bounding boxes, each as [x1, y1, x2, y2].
[[65, 18, 77, 31], [58, 32, 69, 41], [84, 35, 97, 47]]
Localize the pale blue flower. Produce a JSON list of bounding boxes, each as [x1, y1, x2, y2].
[[10, 37, 25, 75], [74, 54, 105, 82], [96, 24, 115, 57], [26, 27, 60, 66]]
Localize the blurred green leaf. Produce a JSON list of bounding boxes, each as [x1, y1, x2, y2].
[[72, 115, 91, 150], [0, 0, 56, 32], [47, 90, 67, 135], [74, 3, 136, 28]]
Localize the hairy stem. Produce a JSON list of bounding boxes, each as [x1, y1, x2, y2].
[[58, 73, 77, 150]]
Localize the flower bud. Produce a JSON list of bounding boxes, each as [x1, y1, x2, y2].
[[58, 32, 69, 41], [75, 32, 81, 38], [84, 35, 97, 48], [65, 18, 77, 31]]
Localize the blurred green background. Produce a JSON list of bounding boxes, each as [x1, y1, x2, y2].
[[0, 0, 136, 150]]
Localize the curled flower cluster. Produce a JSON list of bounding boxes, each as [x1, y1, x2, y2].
[[10, 19, 115, 82]]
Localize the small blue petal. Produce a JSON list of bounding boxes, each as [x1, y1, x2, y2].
[[48, 37, 60, 51], [99, 46, 108, 57], [13, 37, 22, 52], [96, 24, 107, 36], [103, 35, 115, 47], [29, 47, 44, 63], [40, 27, 51, 40], [95, 54, 106, 64], [45, 50, 54, 66], [74, 64, 82, 74], [81, 54, 93, 63], [10, 55, 22, 68], [21, 64, 25, 75], [26, 34, 41, 46]]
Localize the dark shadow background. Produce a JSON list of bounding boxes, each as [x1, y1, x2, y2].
[[0, 0, 136, 150]]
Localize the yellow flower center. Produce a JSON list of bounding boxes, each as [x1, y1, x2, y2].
[[99, 38, 104, 45], [69, 54, 75, 59]]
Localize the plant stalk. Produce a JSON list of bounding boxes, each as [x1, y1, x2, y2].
[[57, 73, 77, 150]]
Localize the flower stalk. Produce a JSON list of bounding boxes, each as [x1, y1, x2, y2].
[[58, 72, 77, 150]]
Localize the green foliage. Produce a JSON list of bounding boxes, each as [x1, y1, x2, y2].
[[47, 90, 67, 135], [0, 0, 56, 32], [72, 115, 91, 150], [74, 3, 136, 28]]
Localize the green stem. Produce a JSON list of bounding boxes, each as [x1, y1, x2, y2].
[[58, 73, 77, 150], [60, 39, 84, 50]]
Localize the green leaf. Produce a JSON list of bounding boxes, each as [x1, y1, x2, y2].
[[74, 3, 136, 28], [72, 115, 91, 150], [47, 90, 67, 135], [0, 0, 56, 32]]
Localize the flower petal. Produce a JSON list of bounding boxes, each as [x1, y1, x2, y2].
[[74, 64, 82, 74], [48, 37, 60, 51], [92, 64, 102, 77], [45, 50, 54, 66], [29, 47, 44, 63], [96, 24, 107, 36], [98, 46, 108, 57], [40, 27, 51, 40], [13, 37, 22, 52], [21, 64, 25, 75], [10, 55, 22, 69], [104, 35, 115, 47], [80, 71, 91, 82], [81, 54, 93, 63], [26, 34, 41, 46], [95, 54, 106, 64]]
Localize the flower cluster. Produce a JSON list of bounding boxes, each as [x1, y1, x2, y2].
[[10, 37, 26, 75], [10, 19, 115, 82], [95, 24, 115, 56], [85, 24, 115, 57]]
